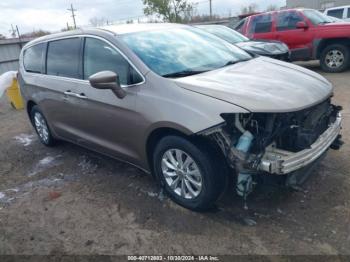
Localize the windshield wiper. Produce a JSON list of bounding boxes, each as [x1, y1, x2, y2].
[[162, 70, 208, 78]]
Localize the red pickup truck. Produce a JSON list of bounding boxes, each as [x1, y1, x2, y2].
[[234, 9, 350, 72]]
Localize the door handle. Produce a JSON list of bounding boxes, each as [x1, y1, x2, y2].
[[75, 93, 87, 99], [64, 90, 75, 96]]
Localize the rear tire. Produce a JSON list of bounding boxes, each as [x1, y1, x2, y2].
[[320, 44, 349, 73], [153, 135, 226, 211], [30, 106, 56, 147]]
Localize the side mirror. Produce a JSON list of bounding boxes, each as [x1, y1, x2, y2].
[[296, 21, 308, 29], [88, 71, 126, 99]]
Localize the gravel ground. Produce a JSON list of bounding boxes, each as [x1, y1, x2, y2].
[[0, 61, 349, 256]]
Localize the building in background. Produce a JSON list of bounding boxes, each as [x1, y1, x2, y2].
[[286, 0, 350, 10]]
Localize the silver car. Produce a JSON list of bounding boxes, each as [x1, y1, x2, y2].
[[19, 23, 343, 211]]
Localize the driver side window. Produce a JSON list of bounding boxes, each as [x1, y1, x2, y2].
[[83, 37, 143, 85], [276, 11, 304, 31]]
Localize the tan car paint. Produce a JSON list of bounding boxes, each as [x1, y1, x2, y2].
[[19, 24, 333, 172]]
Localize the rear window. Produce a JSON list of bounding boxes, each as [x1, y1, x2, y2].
[[234, 19, 246, 33], [327, 8, 344, 19], [46, 38, 81, 78], [276, 11, 304, 31], [348, 8, 350, 18], [249, 14, 272, 33], [23, 43, 45, 73]]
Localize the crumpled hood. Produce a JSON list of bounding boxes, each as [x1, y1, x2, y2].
[[174, 57, 333, 113], [236, 40, 289, 55]]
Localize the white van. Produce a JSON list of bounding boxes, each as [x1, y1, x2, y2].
[[324, 5, 350, 21]]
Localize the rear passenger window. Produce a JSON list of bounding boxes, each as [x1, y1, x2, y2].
[[249, 14, 272, 33], [277, 11, 304, 31], [83, 38, 143, 85], [233, 19, 245, 33], [47, 38, 81, 78], [348, 8, 350, 18], [23, 43, 45, 73], [327, 9, 344, 19]]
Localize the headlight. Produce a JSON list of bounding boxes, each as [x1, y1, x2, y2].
[[281, 43, 289, 51]]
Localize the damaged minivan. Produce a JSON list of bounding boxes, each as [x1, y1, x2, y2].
[[19, 24, 343, 211]]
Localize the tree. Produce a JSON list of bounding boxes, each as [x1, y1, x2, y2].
[[241, 4, 258, 15], [89, 17, 107, 27], [21, 30, 50, 38], [143, 0, 194, 23], [266, 4, 279, 11]]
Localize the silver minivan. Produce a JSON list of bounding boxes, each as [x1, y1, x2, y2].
[[19, 23, 343, 211]]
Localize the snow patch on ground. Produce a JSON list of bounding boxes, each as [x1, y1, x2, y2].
[[39, 156, 57, 166], [0, 176, 65, 207], [14, 134, 36, 147], [23, 178, 64, 189], [27, 155, 62, 177], [78, 155, 98, 174]]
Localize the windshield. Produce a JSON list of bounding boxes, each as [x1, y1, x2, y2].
[[303, 9, 333, 24], [197, 25, 249, 44], [120, 26, 252, 77]]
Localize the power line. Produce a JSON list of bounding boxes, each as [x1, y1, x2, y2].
[[67, 4, 77, 29]]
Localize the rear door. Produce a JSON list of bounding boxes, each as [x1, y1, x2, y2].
[[275, 10, 313, 60], [247, 13, 275, 40], [36, 37, 84, 141]]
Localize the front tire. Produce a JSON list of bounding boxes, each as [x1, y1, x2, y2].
[[30, 106, 56, 147], [153, 136, 226, 211], [320, 44, 349, 73]]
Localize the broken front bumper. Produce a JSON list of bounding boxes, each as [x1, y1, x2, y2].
[[259, 114, 342, 175]]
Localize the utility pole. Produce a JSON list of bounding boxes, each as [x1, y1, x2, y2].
[[67, 4, 77, 29], [209, 0, 212, 19], [10, 24, 16, 38], [16, 25, 22, 48]]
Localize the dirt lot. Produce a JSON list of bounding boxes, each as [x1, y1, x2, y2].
[[0, 61, 349, 256]]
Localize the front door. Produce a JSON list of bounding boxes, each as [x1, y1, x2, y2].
[[71, 37, 145, 164], [274, 11, 313, 60]]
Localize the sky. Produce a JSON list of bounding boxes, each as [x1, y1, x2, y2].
[[0, 0, 286, 37]]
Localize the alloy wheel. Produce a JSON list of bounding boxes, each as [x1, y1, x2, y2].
[[34, 112, 50, 144], [325, 49, 345, 69], [161, 149, 203, 199]]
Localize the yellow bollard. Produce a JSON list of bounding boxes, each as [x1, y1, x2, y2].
[[6, 79, 24, 110]]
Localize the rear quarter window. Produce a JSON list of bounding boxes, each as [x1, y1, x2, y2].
[[327, 8, 344, 19], [46, 38, 81, 78], [249, 14, 273, 33], [233, 19, 246, 33], [23, 43, 45, 73]]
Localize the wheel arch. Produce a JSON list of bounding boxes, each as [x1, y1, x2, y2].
[[145, 124, 228, 177], [26, 100, 37, 121], [315, 38, 350, 59]]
